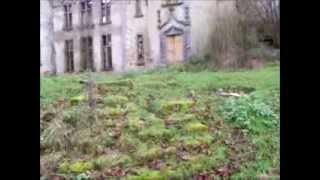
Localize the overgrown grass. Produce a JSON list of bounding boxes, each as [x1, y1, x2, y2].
[[41, 64, 279, 179]]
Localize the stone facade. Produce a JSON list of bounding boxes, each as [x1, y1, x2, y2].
[[40, 0, 236, 74]]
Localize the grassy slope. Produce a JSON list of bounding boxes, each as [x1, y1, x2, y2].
[[41, 64, 279, 179], [41, 65, 279, 104]]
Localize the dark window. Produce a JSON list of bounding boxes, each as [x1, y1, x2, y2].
[[81, 0, 93, 29], [101, 0, 111, 24], [135, 0, 143, 18], [64, 4, 72, 31], [101, 34, 112, 70], [162, 0, 182, 7], [136, 34, 144, 66], [80, 36, 95, 72], [65, 40, 74, 72]]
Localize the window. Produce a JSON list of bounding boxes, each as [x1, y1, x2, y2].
[[65, 40, 74, 72], [136, 34, 144, 66], [81, 36, 95, 72], [64, 4, 72, 31], [135, 0, 143, 18], [80, 0, 93, 28], [101, 0, 111, 24], [162, 0, 182, 7], [101, 34, 112, 70]]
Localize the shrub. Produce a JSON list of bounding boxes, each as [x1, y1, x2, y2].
[[218, 95, 278, 133]]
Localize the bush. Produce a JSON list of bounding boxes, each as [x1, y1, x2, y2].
[[218, 95, 278, 133]]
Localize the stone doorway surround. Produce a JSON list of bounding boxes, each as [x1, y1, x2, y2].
[[158, 5, 191, 65]]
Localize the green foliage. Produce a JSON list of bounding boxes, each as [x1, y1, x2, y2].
[[102, 79, 133, 86], [218, 95, 278, 133], [184, 121, 208, 133], [62, 107, 81, 127], [138, 81, 168, 89], [134, 143, 162, 161], [168, 113, 195, 123], [161, 100, 194, 114], [75, 173, 90, 180], [58, 160, 94, 174], [105, 107, 125, 117], [126, 117, 145, 132], [128, 169, 166, 180], [70, 95, 85, 106], [138, 117, 173, 141], [103, 95, 129, 107], [168, 57, 212, 72], [92, 156, 110, 170]]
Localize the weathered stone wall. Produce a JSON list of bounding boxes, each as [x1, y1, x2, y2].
[[146, 1, 161, 67], [40, 0, 54, 73], [123, 0, 150, 71], [52, 0, 125, 74]]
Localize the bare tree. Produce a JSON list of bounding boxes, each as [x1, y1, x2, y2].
[[236, 0, 280, 47]]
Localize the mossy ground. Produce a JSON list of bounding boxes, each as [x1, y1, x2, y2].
[[41, 64, 279, 179]]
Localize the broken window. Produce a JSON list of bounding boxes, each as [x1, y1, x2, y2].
[[65, 40, 74, 72], [136, 34, 144, 66], [101, 34, 112, 70], [80, 36, 95, 72], [135, 0, 143, 18], [64, 4, 72, 31], [101, 0, 111, 24], [81, 0, 93, 28]]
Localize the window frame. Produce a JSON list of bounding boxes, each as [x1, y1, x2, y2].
[[101, 34, 113, 71], [63, 4, 73, 31], [101, 0, 112, 25], [64, 40, 74, 73], [135, 0, 143, 18], [80, 0, 94, 29], [80, 36, 95, 72], [136, 34, 145, 66]]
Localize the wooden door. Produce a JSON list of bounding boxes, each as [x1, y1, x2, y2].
[[166, 35, 183, 64]]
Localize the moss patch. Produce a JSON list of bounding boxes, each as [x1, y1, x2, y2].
[[184, 122, 208, 132]]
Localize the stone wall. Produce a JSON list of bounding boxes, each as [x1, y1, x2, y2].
[[52, 0, 125, 74], [40, 0, 54, 74], [123, 0, 150, 71]]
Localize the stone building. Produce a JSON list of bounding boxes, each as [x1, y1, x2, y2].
[[40, 0, 236, 74]]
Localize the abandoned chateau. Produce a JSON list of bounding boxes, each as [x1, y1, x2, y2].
[[40, 0, 236, 74]]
